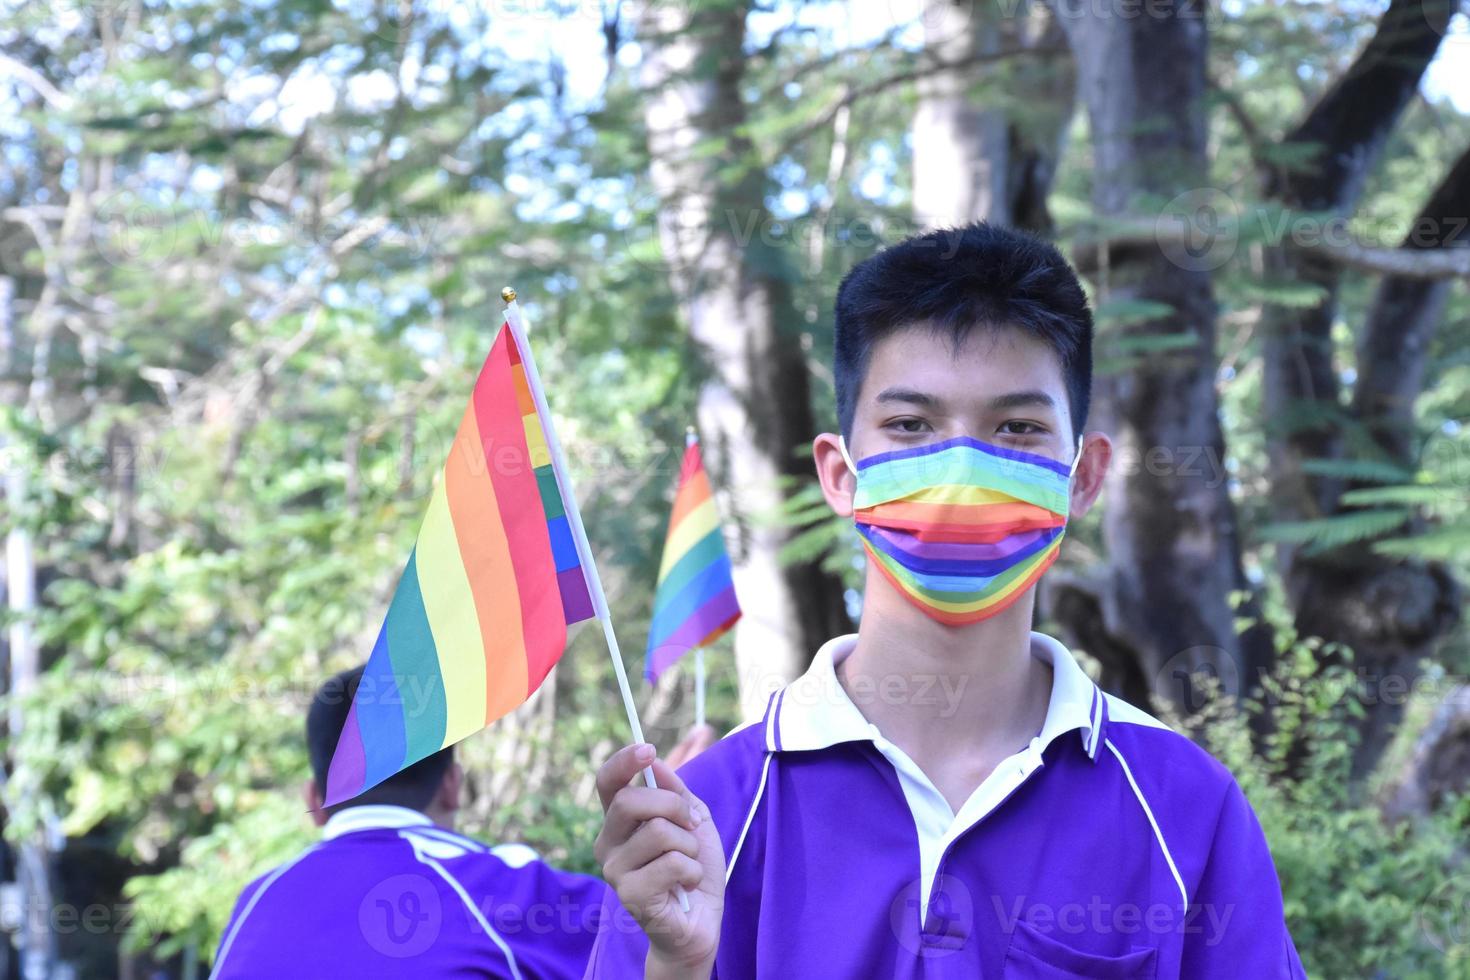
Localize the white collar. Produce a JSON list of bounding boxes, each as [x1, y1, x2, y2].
[[765, 631, 1104, 762], [322, 804, 434, 840]]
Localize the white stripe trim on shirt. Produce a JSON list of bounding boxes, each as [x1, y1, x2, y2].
[[210, 844, 322, 977], [1105, 738, 1189, 911], [725, 751, 773, 885], [414, 847, 525, 980]]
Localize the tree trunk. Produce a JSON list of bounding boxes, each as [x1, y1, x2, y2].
[[1352, 145, 1470, 464], [1381, 686, 1470, 822], [639, 0, 851, 720], [1262, 0, 1451, 531], [912, 0, 1073, 233], [1046, 0, 1273, 710], [1258, 0, 1457, 778], [2, 260, 59, 978]]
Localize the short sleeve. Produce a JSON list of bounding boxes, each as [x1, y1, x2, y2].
[[1180, 780, 1307, 979]]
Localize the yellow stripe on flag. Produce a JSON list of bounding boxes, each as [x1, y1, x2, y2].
[[415, 477, 488, 746], [520, 413, 552, 470], [659, 496, 719, 579]]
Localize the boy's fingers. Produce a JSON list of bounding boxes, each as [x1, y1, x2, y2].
[[602, 817, 701, 883], [595, 743, 656, 811], [647, 760, 714, 838], [616, 852, 706, 911], [602, 786, 695, 846]]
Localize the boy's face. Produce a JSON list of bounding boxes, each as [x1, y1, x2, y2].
[[813, 322, 1110, 525]]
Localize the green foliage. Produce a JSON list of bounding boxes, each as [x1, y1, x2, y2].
[[775, 480, 863, 585], [1183, 646, 1470, 979], [1261, 509, 1413, 552]]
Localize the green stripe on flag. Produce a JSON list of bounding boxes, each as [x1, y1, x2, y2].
[[534, 465, 565, 520]]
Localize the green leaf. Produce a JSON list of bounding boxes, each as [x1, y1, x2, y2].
[[1339, 485, 1454, 507], [1299, 459, 1417, 484], [1373, 526, 1470, 560], [1236, 277, 1330, 309], [1094, 299, 1178, 327], [1261, 510, 1413, 551]]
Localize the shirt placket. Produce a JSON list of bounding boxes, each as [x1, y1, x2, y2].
[[917, 737, 1049, 946]]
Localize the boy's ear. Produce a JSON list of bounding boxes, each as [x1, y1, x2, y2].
[[304, 779, 328, 827], [436, 761, 464, 814], [813, 433, 856, 518], [1068, 432, 1112, 520]]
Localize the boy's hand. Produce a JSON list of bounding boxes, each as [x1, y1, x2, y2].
[[594, 743, 726, 976]]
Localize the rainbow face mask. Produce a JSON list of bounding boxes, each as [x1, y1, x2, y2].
[[842, 435, 1081, 626]]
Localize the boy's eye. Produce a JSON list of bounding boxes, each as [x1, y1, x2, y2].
[[886, 417, 932, 435], [999, 420, 1046, 436]]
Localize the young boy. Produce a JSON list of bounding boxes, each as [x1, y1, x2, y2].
[[586, 224, 1305, 978], [214, 666, 640, 978]]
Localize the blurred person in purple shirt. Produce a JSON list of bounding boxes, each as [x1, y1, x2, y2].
[[586, 224, 1307, 979], [213, 665, 646, 979]]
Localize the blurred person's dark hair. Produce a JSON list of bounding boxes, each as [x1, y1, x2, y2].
[[307, 665, 453, 813], [834, 222, 1093, 440]]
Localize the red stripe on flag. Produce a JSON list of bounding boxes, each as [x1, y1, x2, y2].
[[473, 328, 568, 694]]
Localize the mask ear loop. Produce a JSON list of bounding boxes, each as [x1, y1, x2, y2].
[[838, 435, 858, 476], [1067, 436, 1085, 481]]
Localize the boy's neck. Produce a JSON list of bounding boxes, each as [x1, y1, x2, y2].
[[843, 574, 1053, 808]]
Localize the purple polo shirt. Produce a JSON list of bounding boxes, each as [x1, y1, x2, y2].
[[586, 633, 1306, 978], [214, 805, 607, 978]]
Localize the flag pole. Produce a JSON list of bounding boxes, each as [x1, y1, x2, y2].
[[685, 427, 706, 730], [502, 288, 689, 911]]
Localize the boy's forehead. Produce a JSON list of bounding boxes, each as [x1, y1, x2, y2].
[[860, 324, 1068, 405]]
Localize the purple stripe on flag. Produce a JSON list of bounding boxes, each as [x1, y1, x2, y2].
[[644, 585, 741, 682], [325, 698, 367, 806], [557, 566, 595, 624]]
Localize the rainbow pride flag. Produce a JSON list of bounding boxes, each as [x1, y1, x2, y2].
[[645, 436, 741, 683], [325, 320, 595, 805]]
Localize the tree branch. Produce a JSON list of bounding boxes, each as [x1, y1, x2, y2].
[[773, 43, 1065, 157], [1268, 0, 1453, 209], [1070, 216, 1470, 281], [0, 52, 73, 111]]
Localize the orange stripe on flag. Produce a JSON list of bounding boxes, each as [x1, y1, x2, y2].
[[444, 403, 530, 722], [510, 362, 538, 418], [668, 468, 714, 532]]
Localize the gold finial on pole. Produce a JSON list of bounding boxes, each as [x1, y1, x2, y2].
[[501, 286, 517, 304]]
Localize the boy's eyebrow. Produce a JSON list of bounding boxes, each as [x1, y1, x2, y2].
[[988, 390, 1057, 412], [874, 386, 943, 409], [873, 387, 1058, 413]]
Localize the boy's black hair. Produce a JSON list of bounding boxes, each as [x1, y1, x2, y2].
[[833, 223, 1093, 440], [307, 665, 453, 813]]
